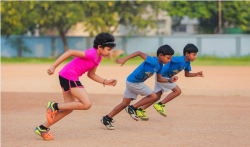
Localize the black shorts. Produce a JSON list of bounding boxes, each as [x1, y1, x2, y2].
[[59, 75, 84, 92]]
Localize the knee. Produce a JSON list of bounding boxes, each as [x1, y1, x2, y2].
[[121, 100, 131, 108], [121, 102, 130, 107], [175, 89, 181, 96], [150, 93, 158, 101], [83, 101, 92, 110]]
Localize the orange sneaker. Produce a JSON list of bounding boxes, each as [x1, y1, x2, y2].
[[46, 102, 58, 124], [34, 126, 54, 141]]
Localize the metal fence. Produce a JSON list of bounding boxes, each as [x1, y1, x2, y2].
[[1, 35, 250, 57]]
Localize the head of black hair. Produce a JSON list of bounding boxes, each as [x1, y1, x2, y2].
[[93, 33, 116, 49], [157, 44, 174, 56], [183, 44, 198, 55]]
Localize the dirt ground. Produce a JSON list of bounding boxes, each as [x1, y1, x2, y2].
[[1, 64, 250, 147]]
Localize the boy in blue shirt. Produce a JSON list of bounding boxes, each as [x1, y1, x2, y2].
[[101, 45, 174, 130], [138, 44, 204, 120]]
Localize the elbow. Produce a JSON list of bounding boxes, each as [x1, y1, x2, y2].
[[87, 73, 92, 78], [138, 51, 143, 56], [67, 49, 73, 53], [66, 49, 74, 56]]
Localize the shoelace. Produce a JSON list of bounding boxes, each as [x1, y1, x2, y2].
[[51, 110, 58, 118], [161, 104, 166, 112], [141, 110, 147, 117], [43, 128, 53, 138]]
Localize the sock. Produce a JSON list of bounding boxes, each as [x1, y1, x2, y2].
[[39, 125, 48, 130], [158, 102, 162, 105], [130, 105, 137, 111], [105, 115, 112, 121], [53, 103, 59, 111]]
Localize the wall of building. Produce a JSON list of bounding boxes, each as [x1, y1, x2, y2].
[[1, 35, 250, 58]]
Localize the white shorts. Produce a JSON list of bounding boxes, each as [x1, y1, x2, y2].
[[123, 81, 153, 100], [154, 81, 177, 94]]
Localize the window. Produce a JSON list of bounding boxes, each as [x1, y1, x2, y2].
[[156, 20, 166, 28], [173, 25, 186, 32]]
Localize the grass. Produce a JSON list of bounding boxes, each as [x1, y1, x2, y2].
[[1, 55, 250, 66]]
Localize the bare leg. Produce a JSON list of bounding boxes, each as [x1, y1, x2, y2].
[[108, 98, 132, 118], [140, 91, 162, 110], [133, 92, 157, 108], [57, 88, 92, 110], [161, 86, 181, 104], [42, 89, 76, 128]]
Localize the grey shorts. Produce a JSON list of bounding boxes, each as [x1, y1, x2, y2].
[[154, 81, 177, 94], [123, 81, 153, 100]]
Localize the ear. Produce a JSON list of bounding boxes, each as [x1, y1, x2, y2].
[[97, 45, 103, 50], [185, 52, 189, 56]]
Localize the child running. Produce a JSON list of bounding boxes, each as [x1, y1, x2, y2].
[[138, 43, 204, 120], [101, 44, 174, 130], [34, 33, 117, 140]]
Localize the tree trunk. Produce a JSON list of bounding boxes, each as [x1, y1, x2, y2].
[[218, 0, 222, 34], [59, 31, 68, 52], [18, 36, 22, 57]]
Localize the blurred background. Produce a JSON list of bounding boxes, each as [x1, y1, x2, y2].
[[1, 1, 250, 63]]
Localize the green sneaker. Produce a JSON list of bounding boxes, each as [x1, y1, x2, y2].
[[34, 126, 54, 141], [153, 103, 167, 117], [136, 109, 149, 121]]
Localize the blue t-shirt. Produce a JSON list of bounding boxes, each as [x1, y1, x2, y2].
[[127, 55, 163, 83], [161, 56, 191, 78]]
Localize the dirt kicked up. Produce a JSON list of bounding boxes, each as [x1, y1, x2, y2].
[[1, 64, 250, 147]]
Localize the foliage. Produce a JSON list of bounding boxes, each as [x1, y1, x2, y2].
[[80, 1, 164, 36], [32, 1, 87, 51], [165, 1, 250, 34], [1, 1, 38, 36], [1, 1, 165, 52]]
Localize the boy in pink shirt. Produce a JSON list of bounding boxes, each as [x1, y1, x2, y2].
[[35, 33, 117, 141]]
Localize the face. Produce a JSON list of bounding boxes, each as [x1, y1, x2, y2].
[[159, 54, 172, 64], [186, 52, 197, 62], [98, 45, 113, 57]]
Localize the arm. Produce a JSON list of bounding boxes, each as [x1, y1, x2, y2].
[[115, 51, 147, 66], [156, 74, 178, 83], [87, 66, 117, 86], [47, 49, 86, 75], [185, 71, 204, 77]]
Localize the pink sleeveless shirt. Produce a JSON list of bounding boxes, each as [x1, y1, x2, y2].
[[59, 48, 102, 81]]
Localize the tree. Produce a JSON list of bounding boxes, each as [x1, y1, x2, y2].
[[33, 1, 86, 52], [1, 1, 36, 56], [1, 1, 166, 54], [82, 1, 165, 36], [165, 1, 250, 34]]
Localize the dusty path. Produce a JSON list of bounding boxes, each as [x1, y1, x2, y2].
[[2, 64, 250, 97], [1, 64, 250, 147], [2, 92, 250, 147]]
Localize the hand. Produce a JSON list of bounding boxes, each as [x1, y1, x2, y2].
[[170, 76, 178, 83], [115, 58, 126, 66], [105, 79, 117, 86], [47, 65, 55, 75], [197, 71, 204, 77]]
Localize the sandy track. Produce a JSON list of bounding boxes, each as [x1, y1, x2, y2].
[[1, 64, 250, 147]]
